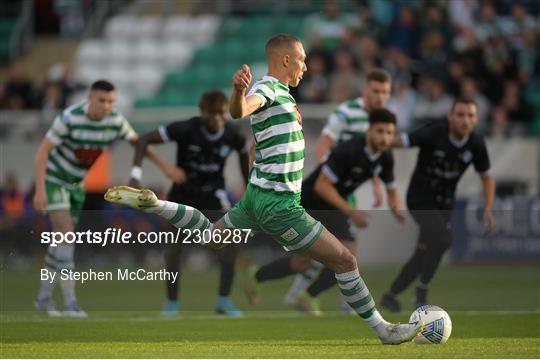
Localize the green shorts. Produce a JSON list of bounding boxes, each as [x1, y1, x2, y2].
[[222, 184, 324, 252], [45, 181, 86, 218]]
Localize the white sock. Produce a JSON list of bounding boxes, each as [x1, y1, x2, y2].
[[55, 244, 76, 306], [38, 246, 59, 300], [335, 268, 389, 336]]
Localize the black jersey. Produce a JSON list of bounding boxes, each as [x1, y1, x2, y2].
[[302, 136, 395, 210], [159, 117, 247, 196], [403, 120, 490, 210]]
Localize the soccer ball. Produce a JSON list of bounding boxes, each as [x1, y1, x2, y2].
[[409, 305, 452, 344]]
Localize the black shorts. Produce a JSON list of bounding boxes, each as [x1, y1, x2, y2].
[[301, 192, 354, 242], [168, 186, 224, 222]]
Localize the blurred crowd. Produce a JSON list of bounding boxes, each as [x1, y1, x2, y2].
[[0, 62, 84, 112], [295, 0, 539, 136], [1, 0, 538, 139]]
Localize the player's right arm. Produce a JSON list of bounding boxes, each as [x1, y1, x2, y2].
[[315, 134, 335, 163], [314, 171, 368, 228], [33, 138, 56, 211], [230, 64, 264, 118], [130, 128, 185, 186], [314, 142, 368, 228], [316, 107, 346, 162]]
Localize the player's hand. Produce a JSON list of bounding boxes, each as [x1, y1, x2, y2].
[[483, 209, 494, 234], [33, 187, 48, 211], [348, 210, 369, 228], [165, 165, 187, 185], [128, 178, 141, 189], [391, 208, 406, 224], [232, 64, 252, 92]]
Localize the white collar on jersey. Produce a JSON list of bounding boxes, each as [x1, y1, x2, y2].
[[364, 145, 381, 162], [448, 133, 470, 148], [262, 75, 280, 82], [356, 97, 365, 109], [201, 126, 225, 142]]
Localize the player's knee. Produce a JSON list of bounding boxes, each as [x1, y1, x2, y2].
[[334, 249, 357, 273]]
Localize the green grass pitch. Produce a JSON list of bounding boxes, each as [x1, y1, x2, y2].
[[1, 264, 539, 358]]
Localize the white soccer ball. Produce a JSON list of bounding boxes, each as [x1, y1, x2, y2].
[[409, 305, 452, 344]]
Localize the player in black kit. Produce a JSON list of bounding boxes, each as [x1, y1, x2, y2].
[[380, 97, 495, 312], [244, 109, 405, 315], [129, 91, 249, 316]]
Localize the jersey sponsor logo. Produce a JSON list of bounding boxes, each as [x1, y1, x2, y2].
[[219, 145, 231, 158], [281, 227, 299, 242], [459, 150, 473, 163], [74, 148, 103, 168], [294, 105, 303, 125], [188, 145, 201, 152]]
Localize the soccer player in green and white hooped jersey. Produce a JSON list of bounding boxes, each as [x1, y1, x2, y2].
[[104, 34, 422, 344], [33, 80, 180, 317], [283, 69, 393, 313]]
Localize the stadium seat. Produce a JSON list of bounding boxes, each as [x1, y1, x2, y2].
[[104, 15, 140, 39], [162, 40, 193, 69], [76, 40, 108, 65]]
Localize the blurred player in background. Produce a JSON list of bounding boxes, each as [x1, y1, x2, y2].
[[245, 108, 404, 316], [33, 80, 176, 317], [129, 90, 249, 317], [381, 97, 495, 312], [284, 68, 393, 312], [105, 34, 422, 344]]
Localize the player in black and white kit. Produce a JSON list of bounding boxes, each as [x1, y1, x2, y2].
[[130, 91, 249, 317], [244, 109, 405, 315], [381, 97, 495, 312]]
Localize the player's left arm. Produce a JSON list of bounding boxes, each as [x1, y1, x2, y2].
[[128, 130, 185, 187], [474, 137, 495, 233], [119, 117, 179, 186], [481, 174, 495, 233], [381, 152, 404, 223]]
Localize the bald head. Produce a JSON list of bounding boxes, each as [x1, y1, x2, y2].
[[265, 33, 301, 59]]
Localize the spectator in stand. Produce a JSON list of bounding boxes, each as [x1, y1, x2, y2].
[[460, 76, 491, 134], [387, 74, 417, 132], [490, 79, 534, 137], [387, 6, 419, 58], [412, 75, 454, 127], [304, 0, 354, 54], [298, 51, 330, 103], [502, 2, 537, 50], [516, 27, 539, 84], [349, 4, 386, 41], [0, 63, 36, 110], [328, 49, 361, 103], [419, 30, 449, 74], [383, 47, 414, 85], [448, 0, 478, 31], [421, 5, 452, 47], [475, 0, 505, 42], [350, 34, 382, 72]]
